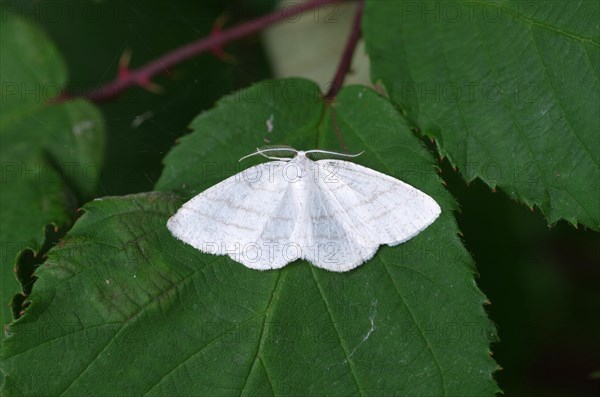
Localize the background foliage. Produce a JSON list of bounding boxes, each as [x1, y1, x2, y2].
[[1, 1, 598, 396]]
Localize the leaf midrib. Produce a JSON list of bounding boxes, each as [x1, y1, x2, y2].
[[380, 258, 447, 396], [239, 272, 282, 397], [310, 267, 365, 396]]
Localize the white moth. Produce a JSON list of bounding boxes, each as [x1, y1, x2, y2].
[[167, 147, 441, 272]]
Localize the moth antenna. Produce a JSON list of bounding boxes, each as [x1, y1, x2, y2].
[[305, 149, 364, 159], [239, 147, 299, 162]]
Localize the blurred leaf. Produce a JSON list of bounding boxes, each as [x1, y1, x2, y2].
[[363, 0, 600, 229], [0, 15, 105, 325], [2, 80, 497, 396], [7, 0, 273, 195]]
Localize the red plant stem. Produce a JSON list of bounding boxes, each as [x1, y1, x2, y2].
[[58, 0, 339, 103], [325, 0, 364, 99]]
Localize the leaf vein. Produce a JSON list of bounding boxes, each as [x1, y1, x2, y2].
[[381, 258, 447, 396], [309, 268, 364, 396]]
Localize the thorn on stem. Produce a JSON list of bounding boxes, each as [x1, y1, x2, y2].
[[118, 48, 132, 80], [138, 79, 164, 94], [210, 14, 237, 63]]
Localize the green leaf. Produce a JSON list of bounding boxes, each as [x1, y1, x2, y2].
[[363, 0, 600, 229], [0, 15, 105, 325], [1, 80, 497, 396]]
